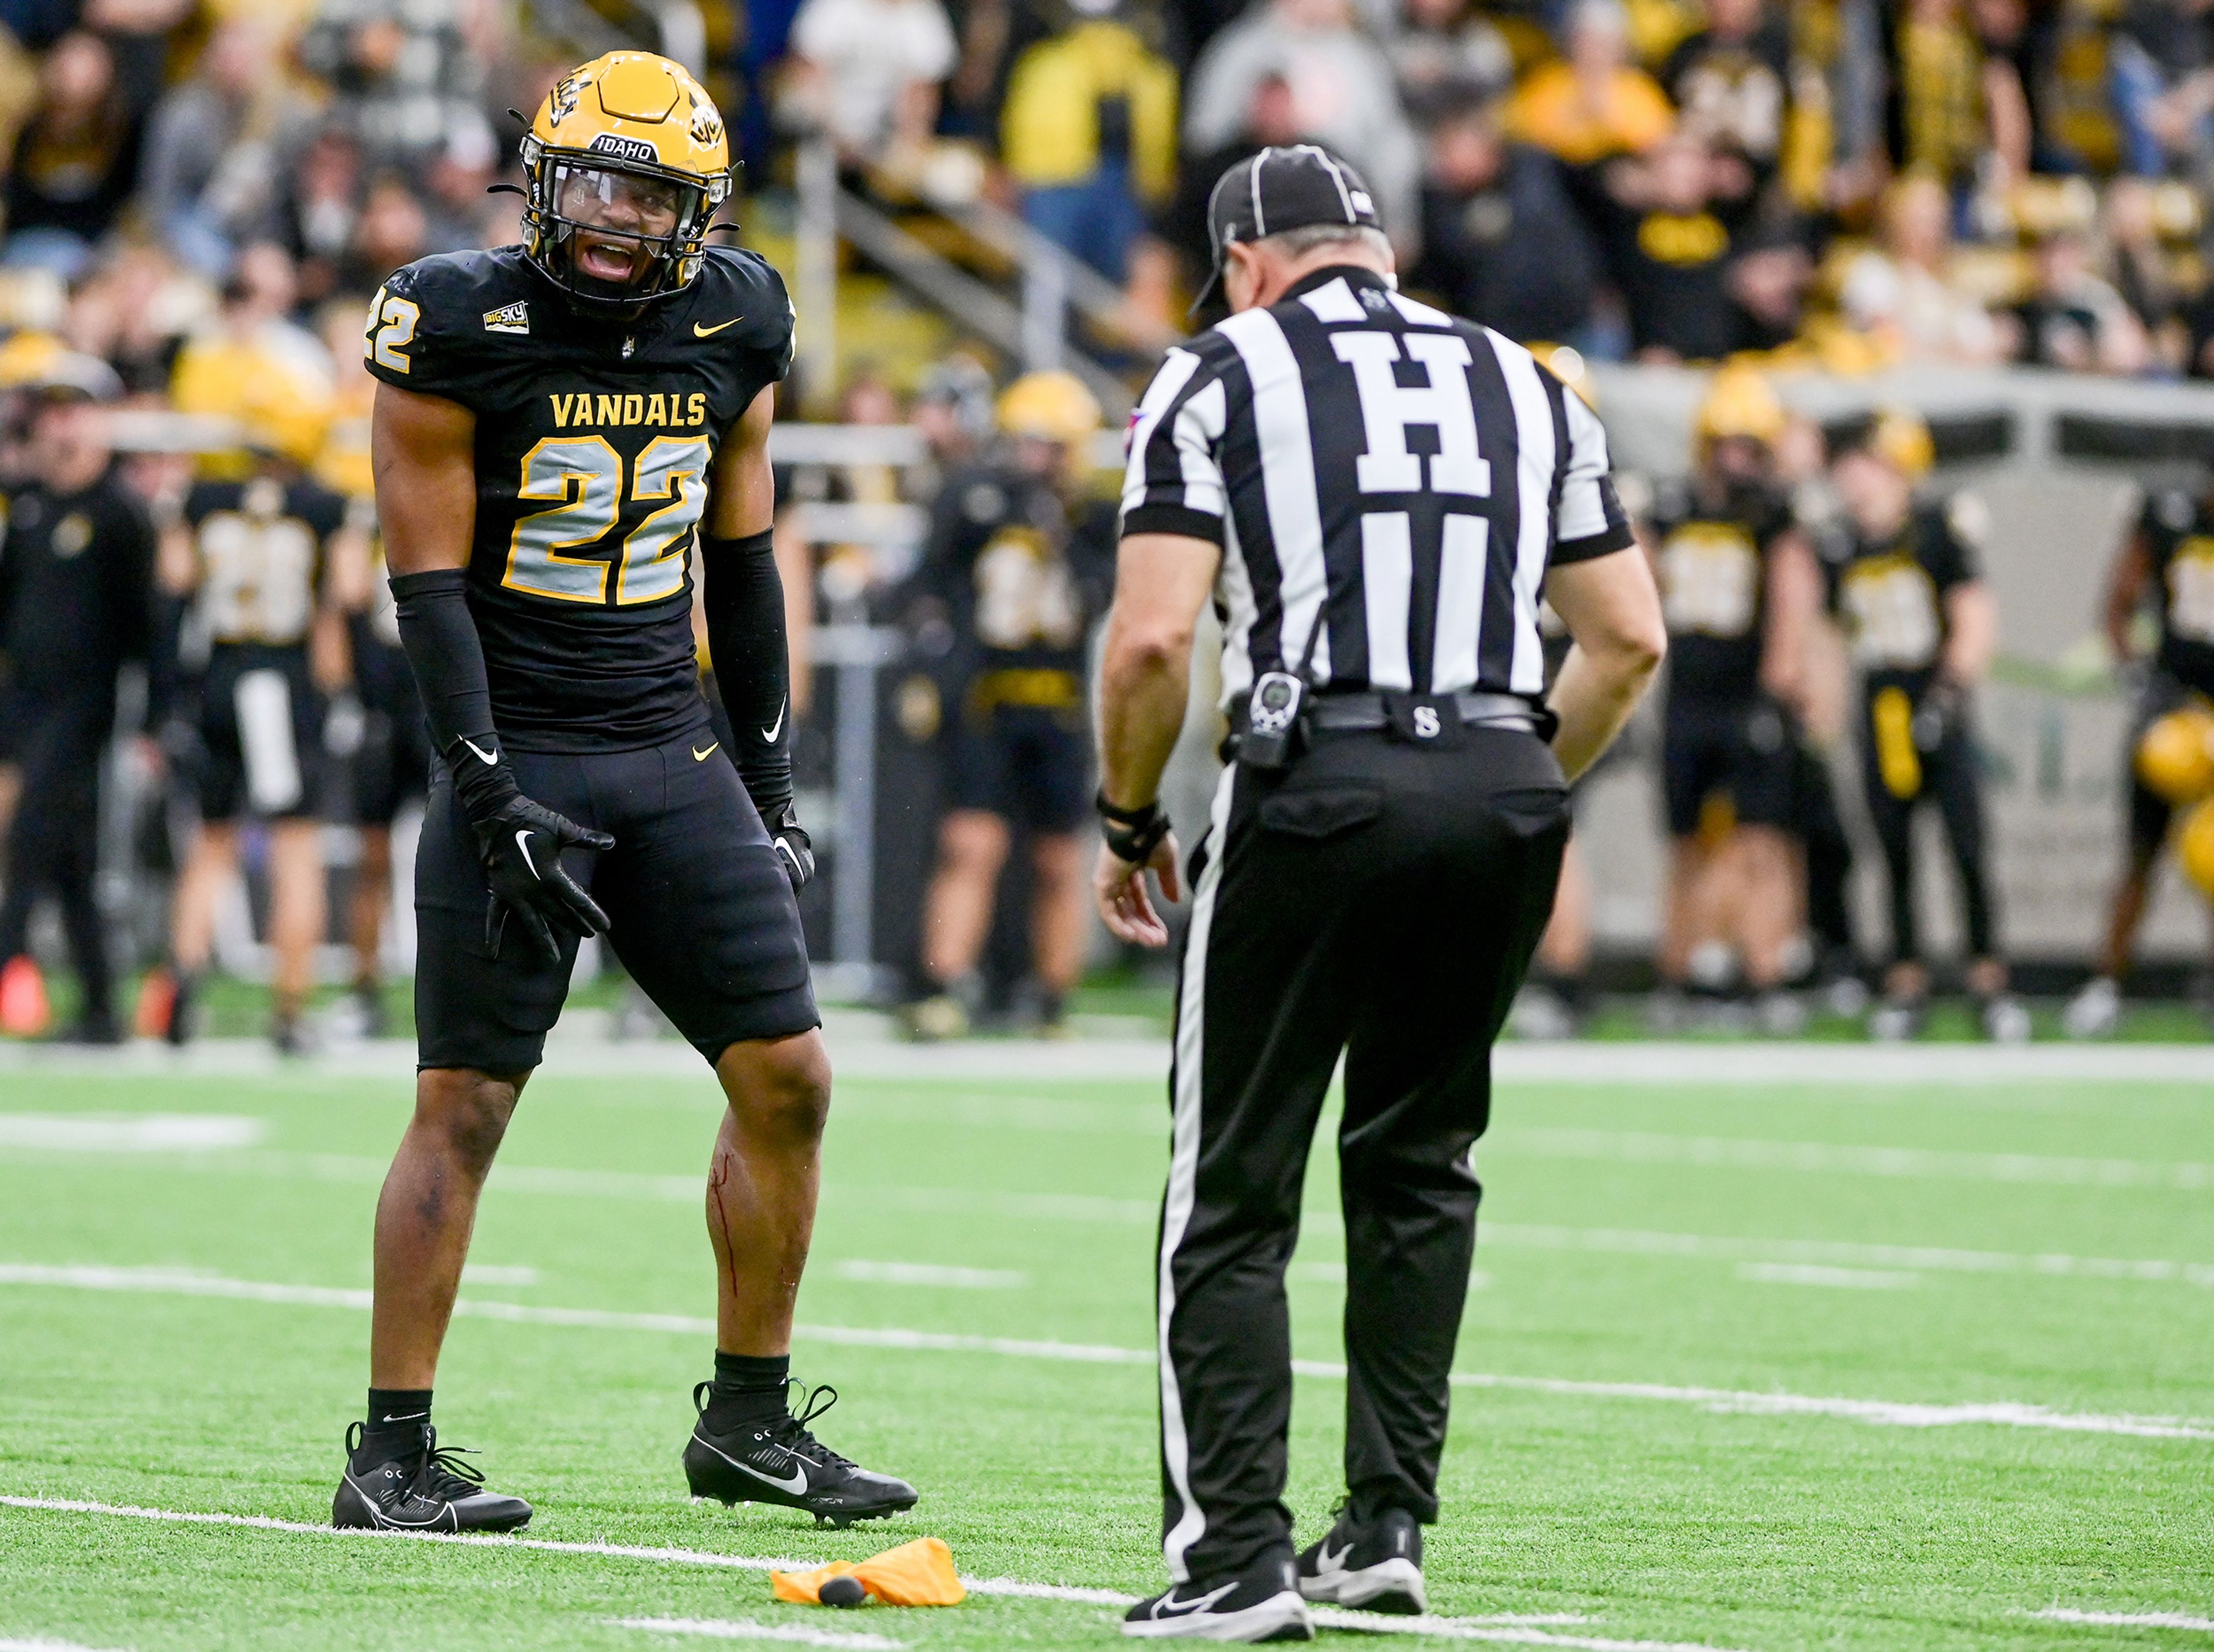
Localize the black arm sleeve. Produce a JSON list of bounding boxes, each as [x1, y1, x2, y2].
[[698, 528, 795, 818], [389, 567, 518, 822]]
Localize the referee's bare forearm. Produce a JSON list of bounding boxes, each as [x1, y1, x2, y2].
[[1097, 530, 1223, 810], [1546, 546, 1669, 782]]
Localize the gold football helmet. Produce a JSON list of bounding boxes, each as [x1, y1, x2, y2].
[[1863, 406, 1935, 479], [522, 51, 734, 308], [996, 371, 1101, 447], [1693, 365, 1786, 454], [2136, 703, 2214, 806]]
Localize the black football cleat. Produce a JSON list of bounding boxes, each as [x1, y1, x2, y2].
[[332, 1422, 533, 1533], [1123, 1553, 1313, 1641], [684, 1381, 918, 1529], [1296, 1504, 1426, 1615]]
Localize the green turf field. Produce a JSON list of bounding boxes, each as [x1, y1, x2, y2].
[[1, 1042, 2209, 1651]]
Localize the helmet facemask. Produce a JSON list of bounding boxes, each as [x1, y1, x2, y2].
[[522, 142, 727, 310]]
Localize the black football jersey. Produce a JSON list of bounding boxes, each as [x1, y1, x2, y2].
[[185, 476, 348, 648], [2136, 487, 2214, 696], [363, 245, 794, 752], [1650, 476, 1796, 703], [1820, 498, 1981, 694], [912, 461, 1116, 683]]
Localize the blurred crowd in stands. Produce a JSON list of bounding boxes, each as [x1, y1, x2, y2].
[[0, 0, 2206, 1050], [766, 0, 2214, 373]]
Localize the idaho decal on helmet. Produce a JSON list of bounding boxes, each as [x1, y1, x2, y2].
[[521, 51, 733, 309]]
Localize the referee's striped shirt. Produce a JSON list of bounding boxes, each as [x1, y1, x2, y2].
[[1120, 265, 1633, 706]]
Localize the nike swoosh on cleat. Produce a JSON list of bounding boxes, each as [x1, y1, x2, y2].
[[462, 737, 499, 765], [1154, 1584, 1236, 1617], [692, 742, 718, 762], [760, 700, 785, 743], [1315, 1540, 1352, 1574], [514, 830, 539, 879], [694, 318, 742, 337], [693, 1432, 809, 1496], [343, 1474, 453, 1531]]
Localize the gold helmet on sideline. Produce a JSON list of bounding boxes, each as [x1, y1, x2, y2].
[[1863, 405, 1935, 478], [522, 51, 733, 308], [1693, 364, 1786, 455], [996, 371, 1101, 448], [1528, 343, 1597, 411], [2135, 703, 2214, 806], [2181, 797, 2214, 900]]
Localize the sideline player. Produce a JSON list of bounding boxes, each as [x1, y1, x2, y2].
[[2064, 479, 2214, 1036], [1821, 409, 2025, 1041], [147, 401, 355, 1054], [1646, 367, 1819, 1031], [1096, 145, 1665, 1640], [902, 371, 1114, 1038], [334, 52, 916, 1534]]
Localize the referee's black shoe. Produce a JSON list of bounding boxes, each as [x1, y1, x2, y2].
[[332, 1422, 533, 1533], [1122, 1553, 1313, 1640], [684, 1381, 918, 1528], [1296, 1504, 1426, 1615]]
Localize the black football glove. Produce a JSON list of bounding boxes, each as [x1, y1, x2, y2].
[[473, 794, 616, 962], [764, 801, 814, 893]]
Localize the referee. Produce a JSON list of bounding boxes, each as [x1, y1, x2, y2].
[[1094, 146, 1666, 1642]]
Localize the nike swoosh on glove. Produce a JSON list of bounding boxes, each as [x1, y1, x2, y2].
[[765, 803, 814, 893], [475, 795, 616, 961]]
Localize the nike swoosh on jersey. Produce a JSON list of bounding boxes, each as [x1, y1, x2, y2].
[[692, 742, 719, 762], [694, 317, 742, 337], [514, 829, 539, 879], [760, 699, 785, 743], [463, 737, 499, 765]]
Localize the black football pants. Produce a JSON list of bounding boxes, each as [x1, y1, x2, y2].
[[1154, 727, 1569, 1583], [0, 690, 114, 1018], [1858, 701, 1995, 964]]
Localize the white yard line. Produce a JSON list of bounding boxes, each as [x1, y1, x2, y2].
[[0, 1499, 1650, 1646], [0, 1114, 262, 1150], [2, 1264, 2205, 1442], [0, 1639, 131, 1652], [2032, 1608, 2214, 1631], [831, 1262, 1026, 1290], [1479, 1224, 2214, 1288], [1734, 1264, 1919, 1290], [5, 1034, 2214, 1086], [1500, 1129, 2212, 1191], [615, 1617, 906, 1650]]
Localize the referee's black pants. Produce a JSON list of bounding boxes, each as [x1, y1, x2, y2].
[[0, 688, 115, 1018], [1155, 726, 1569, 1582]]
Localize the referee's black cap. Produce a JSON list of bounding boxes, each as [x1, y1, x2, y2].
[[1194, 144, 1383, 314]]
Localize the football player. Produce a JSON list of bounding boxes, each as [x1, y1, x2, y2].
[[900, 371, 1116, 1039], [1821, 409, 2025, 1042], [1647, 366, 1820, 1032], [333, 52, 916, 1534], [2065, 477, 2214, 1036], [145, 390, 355, 1055]]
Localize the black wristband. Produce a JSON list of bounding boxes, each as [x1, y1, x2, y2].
[[1097, 792, 1170, 863], [698, 528, 794, 818]]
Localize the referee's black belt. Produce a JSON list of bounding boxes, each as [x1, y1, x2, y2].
[[1304, 690, 1545, 735]]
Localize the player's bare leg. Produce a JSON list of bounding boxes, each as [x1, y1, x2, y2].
[[686, 1028, 918, 1526], [2069, 852, 2155, 1037], [348, 823, 394, 1025], [909, 808, 1010, 1037], [149, 823, 236, 1044], [266, 818, 327, 1051], [1028, 829, 1087, 1030], [369, 1067, 530, 1388], [1734, 826, 1804, 1031], [705, 1030, 831, 1353]]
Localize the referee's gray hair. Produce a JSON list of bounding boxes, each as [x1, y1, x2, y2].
[[1255, 224, 1393, 262]]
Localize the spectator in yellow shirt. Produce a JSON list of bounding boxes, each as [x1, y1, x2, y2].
[[1001, 0, 1177, 279], [1507, 0, 1675, 168]]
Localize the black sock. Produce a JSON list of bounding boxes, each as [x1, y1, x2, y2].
[[357, 1387, 433, 1466], [705, 1352, 789, 1427]]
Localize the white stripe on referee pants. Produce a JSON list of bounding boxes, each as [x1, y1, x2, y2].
[[1158, 761, 1240, 1582]]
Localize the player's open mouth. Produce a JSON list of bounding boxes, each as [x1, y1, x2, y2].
[[574, 236, 646, 284]]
